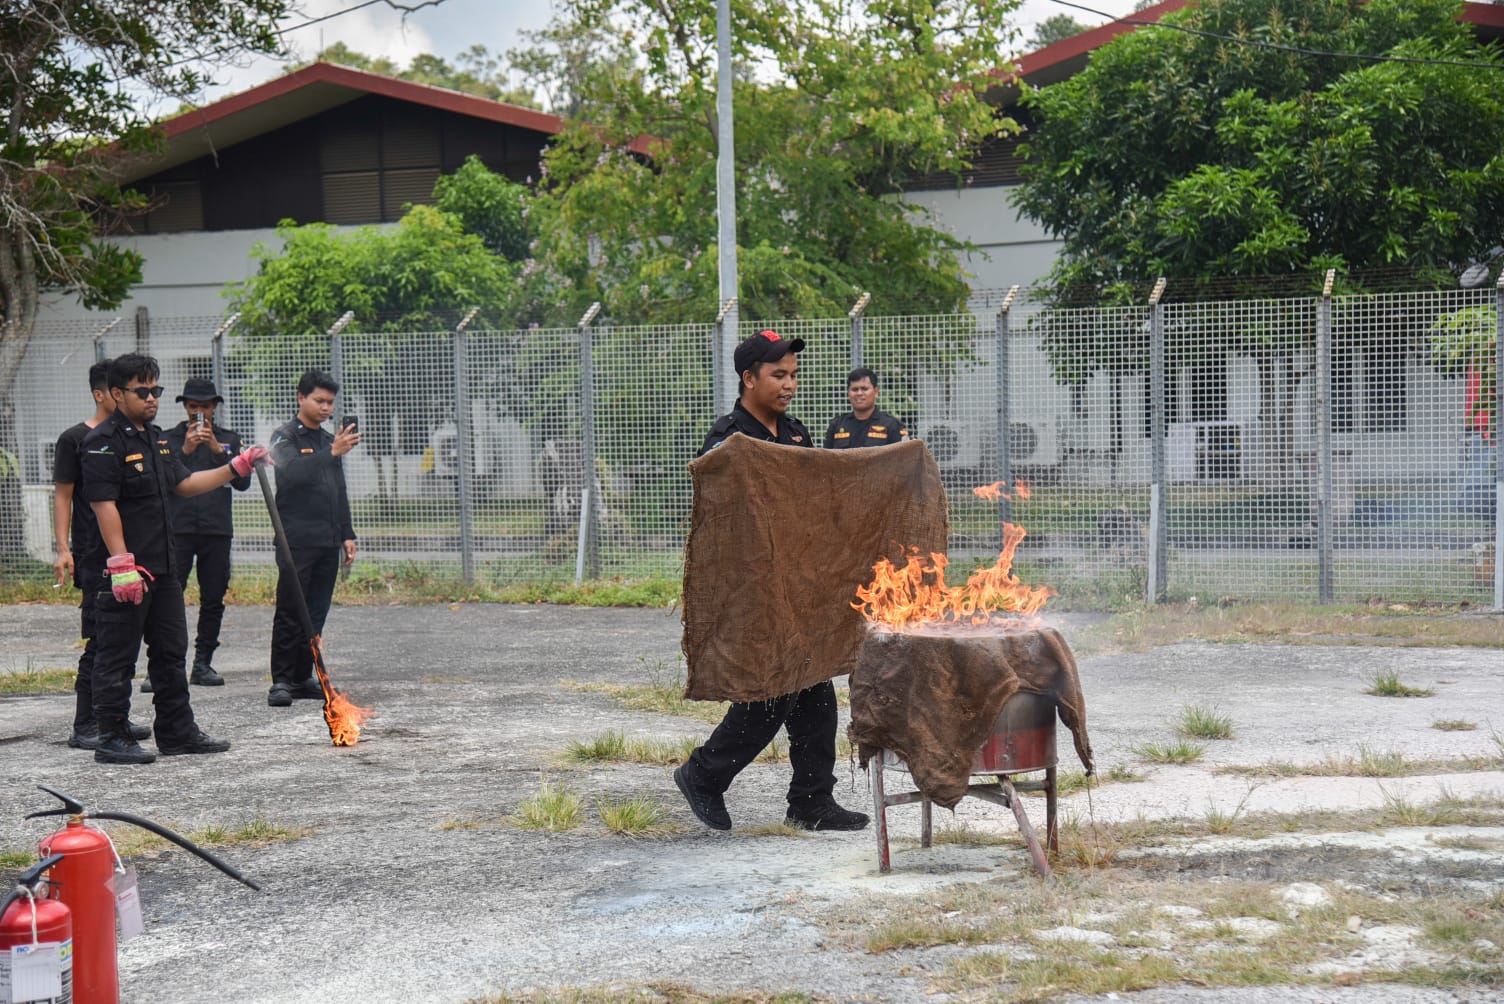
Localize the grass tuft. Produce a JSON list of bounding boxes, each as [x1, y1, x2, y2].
[[1174, 703, 1234, 740], [1130, 739, 1207, 764], [596, 796, 678, 837], [1364, 669, 1435, 698], [1431, 719, 1478, 732], [0, 664, 76, 695], [513, 779, 583, 831], [563, 730, 699, 766], [0, 848, 36, 868]]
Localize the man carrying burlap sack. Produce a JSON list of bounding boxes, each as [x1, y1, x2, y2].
[[673, 330, 870, 833]]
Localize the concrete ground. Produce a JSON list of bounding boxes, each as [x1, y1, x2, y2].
[[0, 602, 1501, 1003]]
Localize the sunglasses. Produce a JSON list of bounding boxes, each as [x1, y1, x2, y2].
[[122, 386, 165, 400]]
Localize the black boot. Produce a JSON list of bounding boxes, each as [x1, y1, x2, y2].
[[190, 659, 224, 686], [94, 730, 156, 765]]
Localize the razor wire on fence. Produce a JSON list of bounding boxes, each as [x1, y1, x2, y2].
[[7, 276, 1500, 609]]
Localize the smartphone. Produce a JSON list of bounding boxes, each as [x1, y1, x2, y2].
[[342, 416, 359, 433], [193, 412, 207, 430]]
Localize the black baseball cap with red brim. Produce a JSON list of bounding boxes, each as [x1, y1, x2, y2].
[[733, 329, 806, 377]]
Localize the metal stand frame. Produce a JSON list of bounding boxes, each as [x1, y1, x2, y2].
[[868, 756, 1058, 880]]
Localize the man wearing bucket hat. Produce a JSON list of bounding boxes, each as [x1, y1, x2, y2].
[[673, 329, 870, 833], [161, 376, 252, 688]]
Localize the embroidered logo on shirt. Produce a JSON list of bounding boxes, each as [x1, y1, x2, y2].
[[124, 453, 143, 462], [869, 431, 888, 439], [301, 448, 315, 454], [870, 425, 886, 433], [133, 463, 145, 472], [833, 431, 851, 439]]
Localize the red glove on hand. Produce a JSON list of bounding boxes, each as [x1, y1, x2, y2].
[[106, 553, 152, 605], [230, 445, 271, 477]]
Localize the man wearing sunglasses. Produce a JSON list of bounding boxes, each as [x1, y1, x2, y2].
[[80, 354, 269, 764]]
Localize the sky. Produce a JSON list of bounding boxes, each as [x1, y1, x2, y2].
[[200, 0, 1148, 105]]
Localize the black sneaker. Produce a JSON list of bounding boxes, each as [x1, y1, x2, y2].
[[291, 678, 325, 700], [785, 801, 871, 831], [94, 733, 156, 765], [190, 661, 224, 686], [127, 720, 151, 741], [67, 727, 99, 750], [157, 729, 231, 756], [673, 765, 731, 831], [267, 684, 293, 707]]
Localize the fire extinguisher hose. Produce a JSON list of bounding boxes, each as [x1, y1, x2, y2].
[[25, 786, 261, 892], [85, 812, 261, 891]]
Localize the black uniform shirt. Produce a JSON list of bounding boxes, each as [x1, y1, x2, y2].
[[164, 420, 250, 537], [53, 421, 106, 588], [698, 399, 813, 459], [823, 408, 909, 449], [268, 418, 355, 549], [80, 411, 192, 579]]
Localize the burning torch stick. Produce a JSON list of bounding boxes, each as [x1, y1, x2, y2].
[[252, 461, 372, 746]]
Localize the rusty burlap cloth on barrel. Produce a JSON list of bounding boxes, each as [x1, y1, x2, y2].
[[681, 435, 948, 702], [847, 627, 1095, 809]]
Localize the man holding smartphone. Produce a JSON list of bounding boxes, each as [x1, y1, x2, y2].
[[266, 369, 359, 707], [163, 377, 251, 689]]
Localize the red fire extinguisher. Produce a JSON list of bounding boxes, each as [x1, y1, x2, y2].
[[0, 853, 72, 1003], [22, 786, 261, 1004]]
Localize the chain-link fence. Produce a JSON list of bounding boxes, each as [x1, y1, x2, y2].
[[7, 277, 1500, 608]]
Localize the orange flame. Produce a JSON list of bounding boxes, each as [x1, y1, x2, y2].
[[971, 479, 1032, 502], [853, 522, 1056, 630], [311, 640, 373, 747]]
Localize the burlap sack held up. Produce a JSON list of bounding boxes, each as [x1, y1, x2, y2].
[[847, 626, 1095, 809], [681, 435, 948, 702]]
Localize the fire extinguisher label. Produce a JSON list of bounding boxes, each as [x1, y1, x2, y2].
[[115, 867, 144, 942], [2, 939, 73, 1003]]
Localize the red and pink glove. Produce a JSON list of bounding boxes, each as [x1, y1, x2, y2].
[[106, 553, 152, 605], [230, 445, 271, 477]]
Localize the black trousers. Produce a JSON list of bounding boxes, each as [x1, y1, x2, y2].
[[91, 575, 197, 744], [685, 681, 838, 808], [174, 532, 232, 663], [270, 546, 340, 686], [73, 586, 99, 731]]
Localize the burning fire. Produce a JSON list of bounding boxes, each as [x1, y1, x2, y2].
[[854, 482, 1054, 629], [972, 479, 1031, 502], [311, 640, 374, 747]]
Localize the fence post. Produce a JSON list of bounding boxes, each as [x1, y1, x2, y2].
[[996, 285, 1019, 538], [1494, 272, 1503, 612], [849, 292, 871, 370], [453, 307, 481, 586], [713, 297, 737, 418], [92, 318, 121, 363], [1316, 269, 1336, 604], [1146, 278, 1169, 604], [576, 302, 602, 584], [211, 313, 239, 395], [134, 306, 149, 355], [328, 310, 354, 390]]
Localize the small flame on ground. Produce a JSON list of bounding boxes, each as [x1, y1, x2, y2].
[[853, 521, 1056, 630], [972, 479, 1032, 502], [311, 640, 374, 747]]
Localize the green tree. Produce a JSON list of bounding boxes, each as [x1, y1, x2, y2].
[[0, 0, 288, 563], [1029, 14, 1093, 49], [433, 155, 532, 261], [518, 0, 1023, 326], [225, 203, 520, 497], [1014, 0, 1504, 485], [310, 43, 539, 107]]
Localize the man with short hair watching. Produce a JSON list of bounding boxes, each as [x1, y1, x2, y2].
[[266, 369, 359, 708], [823, 367, 909, 449]]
